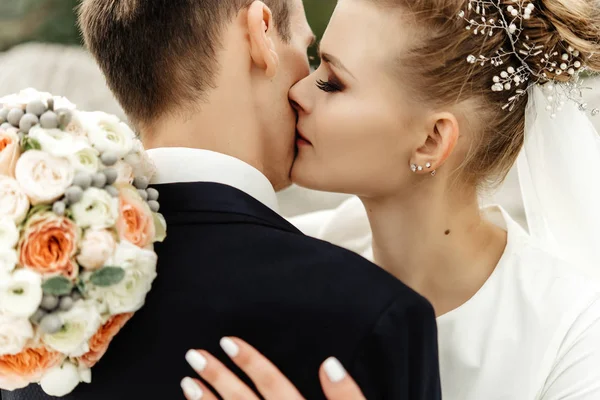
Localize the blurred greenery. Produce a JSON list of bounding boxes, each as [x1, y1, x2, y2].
[[0, 0, 336, 59], [0, 0, 81, 51], [304, 0, 336, 63]]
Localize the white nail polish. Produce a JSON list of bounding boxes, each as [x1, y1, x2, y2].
[[185, 350, 207, 372], [324, 357, 347, 383], [181, 377, 203, 399], [220, 337, 239, 358]]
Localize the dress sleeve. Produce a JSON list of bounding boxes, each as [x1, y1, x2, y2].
[[349, 294, 442, 400], [288, 196, 373, 257], [539, 297, 600, 399]]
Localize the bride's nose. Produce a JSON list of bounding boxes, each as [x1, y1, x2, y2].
[[289, 75, 313, 114]]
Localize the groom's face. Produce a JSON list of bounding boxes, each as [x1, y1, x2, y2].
[[257, 0, 315, 190]]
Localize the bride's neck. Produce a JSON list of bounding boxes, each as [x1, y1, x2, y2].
[[361, 185, 507, 316]]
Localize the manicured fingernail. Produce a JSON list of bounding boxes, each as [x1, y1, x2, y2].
[[324, 357, 347, 383], [185, 350, 207, 372], [181, 377, 203, 399], [220, 337, 239, 358]]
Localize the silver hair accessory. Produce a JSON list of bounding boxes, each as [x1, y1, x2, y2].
[[459, 0, 599, 118]]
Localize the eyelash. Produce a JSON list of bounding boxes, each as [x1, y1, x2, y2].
[[316, 78, 343, 93]]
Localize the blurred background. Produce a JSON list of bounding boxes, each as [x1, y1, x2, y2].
[[0, 0, 336, 56], [0, 0, 597, 223]]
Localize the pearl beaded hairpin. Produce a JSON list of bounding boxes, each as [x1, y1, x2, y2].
[[459, 0, 598, 117]]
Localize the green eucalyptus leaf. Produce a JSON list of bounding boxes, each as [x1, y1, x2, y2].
[[42, 277, 73, 296], [90, 266, 125, 287], [76, 279, 86, 294]]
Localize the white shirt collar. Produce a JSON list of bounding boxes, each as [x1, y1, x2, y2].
[[146, 147, 280, 213]]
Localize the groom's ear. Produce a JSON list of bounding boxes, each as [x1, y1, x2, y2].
[[247, 1, 280, 79]]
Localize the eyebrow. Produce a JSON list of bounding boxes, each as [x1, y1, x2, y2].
[[317, 42, 355, 78]]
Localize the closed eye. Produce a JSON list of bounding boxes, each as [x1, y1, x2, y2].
[[316, 79, 343, 93]]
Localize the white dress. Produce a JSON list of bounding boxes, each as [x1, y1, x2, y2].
[[290, 197, 600, 400]]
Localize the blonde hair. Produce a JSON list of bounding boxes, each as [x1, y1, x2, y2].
[[377, 0, 600, 185]]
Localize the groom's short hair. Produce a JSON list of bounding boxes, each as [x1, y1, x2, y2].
[[78, 0, 291, 128]]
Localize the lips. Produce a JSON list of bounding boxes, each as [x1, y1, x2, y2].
[[295, 128, 312, 145]]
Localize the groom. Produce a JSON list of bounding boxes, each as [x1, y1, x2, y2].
[[3, 1, 440, 399]]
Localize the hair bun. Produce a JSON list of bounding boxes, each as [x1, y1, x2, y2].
[[522, 0, 600, 80]]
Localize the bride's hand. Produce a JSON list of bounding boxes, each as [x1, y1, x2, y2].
[[181, 337, 366, 400]]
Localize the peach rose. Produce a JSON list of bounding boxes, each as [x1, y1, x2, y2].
[[77, 313, 133, 368], [0, 347, 63, 391], [116, 186, 155, 248], [19, 213, 79, 279], [0, 129, 20, 178]]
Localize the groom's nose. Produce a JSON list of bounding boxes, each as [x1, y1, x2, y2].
[[289, 77, 311, 115]]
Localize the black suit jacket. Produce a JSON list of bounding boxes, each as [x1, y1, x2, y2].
[[3, 182, 441, 400]]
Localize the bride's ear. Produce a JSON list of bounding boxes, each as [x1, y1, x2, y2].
[[247, 1, 280, 78], [413, 112, 459, 172]]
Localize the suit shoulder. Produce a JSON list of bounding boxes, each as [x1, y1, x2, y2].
[[275, 229, 430, 305]]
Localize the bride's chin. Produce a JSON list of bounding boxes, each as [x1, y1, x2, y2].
[[290, 160, 321, 190]]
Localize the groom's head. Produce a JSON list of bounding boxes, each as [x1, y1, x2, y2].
[[79, 0, 314, 190]]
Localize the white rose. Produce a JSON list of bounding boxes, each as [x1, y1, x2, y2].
[[40, 361, 85, 397], [69, 147, 101, 174], [124, 139, 156, 180], [0, 312, 34, 356], [42, 300, 102, 357], [0, 248, 17, 275], [15, 150, 74, 205], [110, 240, 157, 276], [0, 177, 30, 224], [0, 88, 51, 110], [52, 95, 77, 111], [0, 217, 19, 249], [113, 160, 134, 185], [77, 229, 116, 270], [71, 188, 119, 229], [0, 269, 43, 318], [79, 365, 92, 383], [82, 112, 134, 158], [63, 112, 89, 138], [28, 126, 91, 158], [87, 241, 157, 314]]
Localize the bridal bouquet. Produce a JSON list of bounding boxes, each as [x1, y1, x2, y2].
[[0, 89, 166, 396]]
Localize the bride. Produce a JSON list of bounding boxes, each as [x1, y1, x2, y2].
[[181, 0, 600, 398]]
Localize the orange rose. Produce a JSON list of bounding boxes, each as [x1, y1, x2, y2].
[[0, 347, 63, 390], [0, 129, 21, 178], [19, 213, 79, 279], [77, 313, 133, 368], [116, 186, 155, 248]]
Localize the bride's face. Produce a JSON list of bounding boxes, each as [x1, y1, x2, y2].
[[289, 0, 426, 197]]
